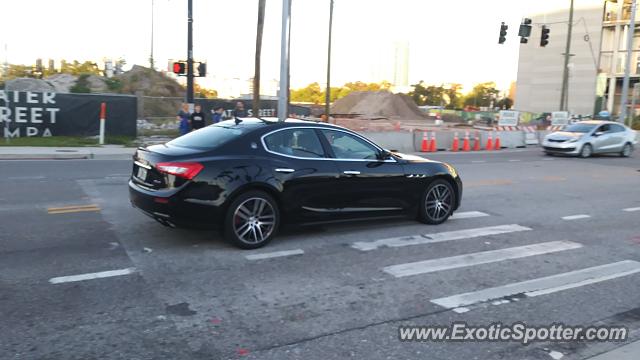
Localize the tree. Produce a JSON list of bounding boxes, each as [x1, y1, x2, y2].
[[195, 84, 218, 99], [290, 81, 393, 104], [253, 0, 266, 117], [464, 82, 500, 108], [496, 97, 513, 109], [290, 82, 323, 104]]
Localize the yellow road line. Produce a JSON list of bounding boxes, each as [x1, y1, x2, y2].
[[47, 204, 101, 214]]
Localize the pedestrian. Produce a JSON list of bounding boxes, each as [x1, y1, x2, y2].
[[211, 106, 224, 123], [232, 101, 247, 118], [190, 104, 206, 130], [177, 103, 190, 136]]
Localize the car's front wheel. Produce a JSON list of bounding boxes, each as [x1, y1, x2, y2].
[[579, 144, 593, 158], [418, 179, 455, 225], [620, 143, 633, 157], [224, 190, 279, 249]]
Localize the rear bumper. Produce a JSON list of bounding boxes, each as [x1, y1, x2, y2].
[[128, 180, 224, 229]]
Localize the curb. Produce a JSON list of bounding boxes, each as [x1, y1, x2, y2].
[[0, 152, 91, 160]]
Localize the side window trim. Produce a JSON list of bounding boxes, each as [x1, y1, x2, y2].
[[262, 128, 328, 160]]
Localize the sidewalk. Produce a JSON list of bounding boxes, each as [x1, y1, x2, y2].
[[0, 146, 136, 160], [588, 340, 640, 360]]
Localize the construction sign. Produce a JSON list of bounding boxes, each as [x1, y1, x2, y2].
[[498, 110, 519, 127], [551, 111, 569, 126]]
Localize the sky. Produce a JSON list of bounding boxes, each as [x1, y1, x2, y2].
[[0, 0, 604, 95]]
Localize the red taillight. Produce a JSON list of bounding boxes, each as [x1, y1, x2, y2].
[[156, 162, 204, 180]]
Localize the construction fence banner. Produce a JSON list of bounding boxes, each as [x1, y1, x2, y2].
[[0, 91, 137, 138], [195, 99, 311, 120], [551, 111, 569, 126]]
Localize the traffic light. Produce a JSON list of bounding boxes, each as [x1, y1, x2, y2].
[[498, 22, 508, 44], [172, 61, 187, 75], [540, 25, 550, 47], [196, 62, 206, 77], [519, 18, 532, 44]]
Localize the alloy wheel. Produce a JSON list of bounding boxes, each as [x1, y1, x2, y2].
[[425, 183, 452, 222], [232, 197, 276, 244], [580, 144, 592, 158], [622, 144, 632, 157]]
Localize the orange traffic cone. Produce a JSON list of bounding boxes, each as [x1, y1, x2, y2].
[[462, 131, 470, 152], [429, 132, 437, 152], [494, 132, 501, 150], [420, 131, 430, 152], [486, 132, 493, 151], [473, 131, 481, 151], [451, 132, 459, 152]]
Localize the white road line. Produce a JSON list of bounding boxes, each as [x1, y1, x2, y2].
[[561, 214, 591, 221], [542, 158, 555, 161], [449, 211, 490, 220], [49, 267, 136, 284], [508, 159, 521, 162], [623, 207, 640, 212], [245, 249, 304, 260], [351, 224, 532, 251], [471, 160, 487, 163], [383, 241, 582, 278], [431, 260, 640, 309]]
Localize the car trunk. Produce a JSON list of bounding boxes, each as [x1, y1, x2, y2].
[[131, 144, 205, 191]]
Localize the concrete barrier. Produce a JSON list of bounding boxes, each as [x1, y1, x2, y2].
[[359, 131, 415, 153]]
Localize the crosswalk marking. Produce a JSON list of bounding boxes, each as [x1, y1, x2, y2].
[[562, 214, 590, 221], [383, 241, 582, 278], [49, 268, 136, 284], [245, 249, 304, 260], [431, 260, 640, 310], [449, 211, 490, 220], [623, 207, 640, 212], [352, 224, 532, 251]]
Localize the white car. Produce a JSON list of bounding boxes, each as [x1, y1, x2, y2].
[[542, 121, 637, 158]]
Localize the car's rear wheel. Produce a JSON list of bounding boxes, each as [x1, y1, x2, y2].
[[579, 144, 592, 158], [620, 143, 633, 157], [418, 179, 455, 225], [224, 190, 279, 249]]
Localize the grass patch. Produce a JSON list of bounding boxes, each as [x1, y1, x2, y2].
[[0, 136, 136, 147]]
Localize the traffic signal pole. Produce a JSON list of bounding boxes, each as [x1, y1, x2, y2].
[[186, 0, 194, 110], [559, 0, 574, 111], [324, 0, 334, 120], [619, 0, 638, 123], [277, 0, 291, 122]]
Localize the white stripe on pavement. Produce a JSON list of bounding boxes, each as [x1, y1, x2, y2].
[[508, 159, 521, 162], [449, 211, 490, 220], [352, 224, 531, 252], [245, 249, 304, 260], [623, 207, 640, 212], [431, 260, 640, 309], [384, 241, 582, 278], [562, 214, 591, 220], [49, 268, 136, 284]]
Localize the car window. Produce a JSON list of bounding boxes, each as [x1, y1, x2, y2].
[[610, 124, 625, 133], [565, 123, 597, 133], [167, 124, 249, 149], [598, 124, 610, 133], [321, 129, 379, 160], [264, 128, 325, 158]]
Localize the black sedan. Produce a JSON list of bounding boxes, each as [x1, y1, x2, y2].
[[129, 118, 462, 249]]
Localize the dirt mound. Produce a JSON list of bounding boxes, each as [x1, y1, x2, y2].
[[331, 91, 425, 120], [117, 65, 183, 97]]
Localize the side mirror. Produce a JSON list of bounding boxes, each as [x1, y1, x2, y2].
[[378, 149, 392, 160], [593, 131, 604, 137]]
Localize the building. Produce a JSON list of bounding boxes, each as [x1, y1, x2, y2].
[[514, 1, 603, 116], [393, 41, 410, 91]]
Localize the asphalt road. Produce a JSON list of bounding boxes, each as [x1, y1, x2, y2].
[[1, 148, 639, 360]]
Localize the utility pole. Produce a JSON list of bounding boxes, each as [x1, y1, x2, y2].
[[277, 0, 291, 121], [186, 0, 194, 110], [3, 44, 8, 144], [559, 0, 574, 111], [619, 0, 638, 123], [150, 0, 155, 69], [253, 0, 266, 118], [324, 0, 334, 121]]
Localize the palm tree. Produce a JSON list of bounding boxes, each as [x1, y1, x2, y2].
[[253, 0, 266, 117]]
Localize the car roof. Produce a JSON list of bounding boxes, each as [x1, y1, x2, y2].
[[576, 120, 618, 125], [217, 117, 347, 130]]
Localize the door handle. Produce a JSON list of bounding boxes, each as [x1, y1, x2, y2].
[[275, 168, 295, 173], [343, 170, 361, 175]]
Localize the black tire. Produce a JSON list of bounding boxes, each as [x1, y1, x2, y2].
[[418, 179, 455, 225], [544, 152, 554, 156], [224, 190, 280, 249], [620, 143, 633, 157], [579, 144, 592, 158]]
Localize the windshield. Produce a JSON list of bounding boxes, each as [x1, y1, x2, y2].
[[167, 124, 250, 149], [564, 123, 597, 133]]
